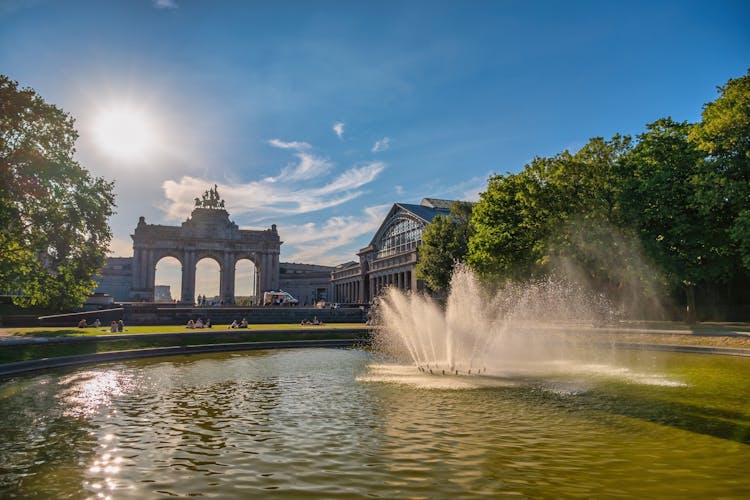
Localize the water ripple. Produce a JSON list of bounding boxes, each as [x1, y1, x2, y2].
[[0, 349, 748, 498]]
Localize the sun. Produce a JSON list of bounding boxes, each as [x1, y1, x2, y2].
[[92, 105, 157, 161]]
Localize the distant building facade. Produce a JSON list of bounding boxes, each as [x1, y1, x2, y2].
[[278, 263, 334, 306], [154, 285, 172, 302], [330, 198, 456, 304], [93, 257, 133, 302]]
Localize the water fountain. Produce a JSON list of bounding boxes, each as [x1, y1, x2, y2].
[[374, 264, 610, 377]]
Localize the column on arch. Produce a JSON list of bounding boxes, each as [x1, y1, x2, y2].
[[257, 253, 269, 300], [131, 248, 146, 295], [181, 251, 196, 304], [271, 251, 280, 291], [221, 252, 236, 305], [254, 255, 262, 305]]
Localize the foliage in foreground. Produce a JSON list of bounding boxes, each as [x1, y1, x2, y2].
[[0, 75, 116, 311]]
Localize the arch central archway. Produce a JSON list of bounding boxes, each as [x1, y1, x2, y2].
[[234, 259, 257, 305], [130, 192, 281, 304]]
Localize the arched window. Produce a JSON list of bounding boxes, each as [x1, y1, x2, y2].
[[376, 216, 424, 258]]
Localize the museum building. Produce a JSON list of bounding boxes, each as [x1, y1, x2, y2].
[[330, 198, 456, 304]]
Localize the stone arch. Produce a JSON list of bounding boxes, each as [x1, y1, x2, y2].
[[154, 255, 183, 302], [194, 256, 222, 304], [234, 258, 257, 305], [130, 203, 281, 304]]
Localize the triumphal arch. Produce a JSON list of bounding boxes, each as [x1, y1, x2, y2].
[[130, 186, 281, 303]]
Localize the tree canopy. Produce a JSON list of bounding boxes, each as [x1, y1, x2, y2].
[[464, 70, 750, 321], [0, 75, 115, 310], [416, 201, 473, 293]]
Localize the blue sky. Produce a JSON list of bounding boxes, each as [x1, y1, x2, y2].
[[2, 0, 749, 274]]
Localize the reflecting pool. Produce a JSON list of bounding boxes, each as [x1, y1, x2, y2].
[[1, 348, 749, 498]]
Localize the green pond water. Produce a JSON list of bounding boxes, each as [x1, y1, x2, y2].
[[0, 347, 748, 498]]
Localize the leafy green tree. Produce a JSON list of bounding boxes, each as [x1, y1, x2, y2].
[[466, 168, 547, 281], [416, 201, 473, 292], [689, 69, 750, 271], [0, 75, 115, 310], [618, 118, 721, 322], [467, 136, 633, 284]]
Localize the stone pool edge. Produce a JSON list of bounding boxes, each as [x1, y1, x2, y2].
[[0, 339, 372, 377]]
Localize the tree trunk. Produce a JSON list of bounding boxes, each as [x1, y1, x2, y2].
[[685, 284, 697, 325]]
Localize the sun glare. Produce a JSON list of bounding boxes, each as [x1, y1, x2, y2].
[[93, 105, 157, 161]]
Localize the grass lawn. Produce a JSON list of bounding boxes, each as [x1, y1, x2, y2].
[[0, 324, 372, 365], [2, 323, 368, 338]]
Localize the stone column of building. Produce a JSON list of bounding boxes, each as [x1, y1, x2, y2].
[[221, 253, 236, 305], [131, 248, 144, 291], [258, 253, 268, 300], [181, 251, 196, 304], [146, 250, 156, 297], [253, 255, 261, 304], [271, 251, 280, 291]]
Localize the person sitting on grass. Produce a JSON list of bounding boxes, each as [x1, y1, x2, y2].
[[110, 321, 118, 333], [195, 318, 204, 329], [229, 320, 238, 329], [312, 316, 322, 326], [93, 318, 101, 328], [77, 319, 87, 328], [187, 319, 195, 329], [118, 319, 124, 332], [300, 318, 311, 325], [239, 318, 248, 328], [205, 318, 212, 328]]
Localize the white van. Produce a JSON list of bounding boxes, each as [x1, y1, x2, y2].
[[262, 290, 299, 306]]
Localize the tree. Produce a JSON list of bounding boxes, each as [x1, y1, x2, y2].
[[689, 69, 750, 271], [467, 136, 633, 285], [618, 118, 720, 322], [0, 75, 115, 310], [466, 168, 548, 282], [416, 201, 473, 293]]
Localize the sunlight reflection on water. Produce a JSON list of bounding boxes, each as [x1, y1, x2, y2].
[[0, 348, 748, 498]]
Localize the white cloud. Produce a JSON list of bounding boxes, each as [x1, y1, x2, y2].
[[311, 162, 384, 195], [161, 162, 386, 221], [371, 136, 390, 152], [394, 185, 405, 196], [266, 152, 333, 182], [333, 122, 345, 139], [265, 139, 332, 181], [267, 138, 311, 151], [280, 204, 391, 265], [154, 0, 177, 9]]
